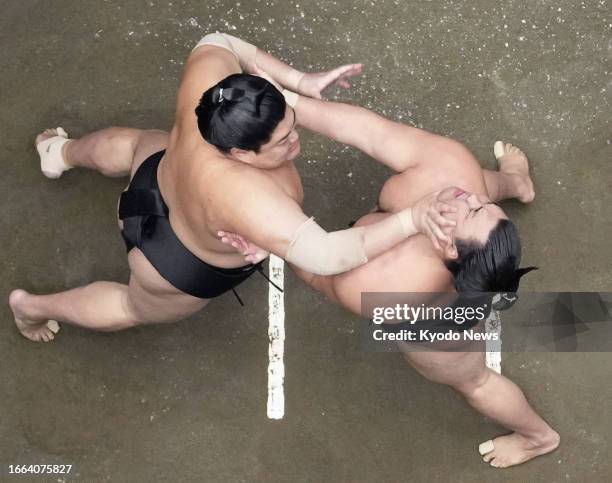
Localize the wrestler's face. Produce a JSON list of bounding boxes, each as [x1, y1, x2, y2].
[[254, 105, 301, 169], [229, 105, 300, 169], [437, 187, 508, 258]]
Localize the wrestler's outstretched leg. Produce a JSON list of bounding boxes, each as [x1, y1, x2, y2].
[[401, 349, 559, 468], [9, 253, 210, 342], [482, 141, 535, 203], [36, 127, 165, 178], [10, 128, 208, 341]]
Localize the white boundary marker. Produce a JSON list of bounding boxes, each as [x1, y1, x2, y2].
[[267, 254, 285, 419], [485, 310, 502, 374]]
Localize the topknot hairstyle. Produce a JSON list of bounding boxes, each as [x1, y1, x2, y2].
[[195, 73, 286, 153]]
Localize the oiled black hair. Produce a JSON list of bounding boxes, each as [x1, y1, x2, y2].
[[195, 73, 286, 153], [445, 219, 537, 299]]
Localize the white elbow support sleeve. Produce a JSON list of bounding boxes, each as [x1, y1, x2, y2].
[[285, 218, 368, 276], [193, 32, 257, 71]]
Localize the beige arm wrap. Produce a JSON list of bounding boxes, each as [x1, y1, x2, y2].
[[193, 32, 257, 72], [285, 218, 368, 276], [282, 89, 299, 107], [395, 209, 415, 236], [194, 33, 305, 91]]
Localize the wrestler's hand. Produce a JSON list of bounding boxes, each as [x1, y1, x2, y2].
[[217, 231, 270, 264], [411, 192, 457, 251], [297, 63, 363, 99]]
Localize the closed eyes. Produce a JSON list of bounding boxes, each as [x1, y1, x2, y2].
[[470, 203, 493, 218]]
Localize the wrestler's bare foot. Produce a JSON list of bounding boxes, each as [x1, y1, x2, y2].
[[494, 141, 535, 203], [479, 429, 560, 468], [9, 289, 60, 342]]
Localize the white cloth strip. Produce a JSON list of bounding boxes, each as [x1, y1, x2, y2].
[[267, 255, 286, 419], [485, 310, 502, 374]]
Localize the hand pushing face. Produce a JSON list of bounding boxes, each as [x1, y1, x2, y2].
[[437, 186, 507, 246]]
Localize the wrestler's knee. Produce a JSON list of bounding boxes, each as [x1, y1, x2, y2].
[[92, 127, 140, 175], [407, 361, 452, 386], [451, 367, 491, 397], [437, 137, 476, 165], [119, 289, 148, 328], [135, 129, 169, 152], [402, 350, 489, 391], [400, 351, 450, 385]]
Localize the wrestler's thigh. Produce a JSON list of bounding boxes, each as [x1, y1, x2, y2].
[[399, 343, 486, 387], [125, 248, 210, 324], [130, 129, 170, 177]]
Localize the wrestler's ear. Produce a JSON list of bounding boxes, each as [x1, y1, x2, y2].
[[443, 241, 458, 260], [230, 147, 256, 165]]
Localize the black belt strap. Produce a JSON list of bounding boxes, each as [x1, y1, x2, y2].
[[119, 189, 168, 219]]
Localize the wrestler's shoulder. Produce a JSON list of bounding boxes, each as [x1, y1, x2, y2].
[[196, 155, 281, 199]]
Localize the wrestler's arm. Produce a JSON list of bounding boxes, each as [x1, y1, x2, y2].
[[188, 33, 302, 86], [175, 32, 359, 131], [173, 36, 303, 132], [173, 46, 240, 133], [294, 96, 420, 172], [191, 33, 361, 98], [203, 36, 413, 171], [214, 171, 424, 276]]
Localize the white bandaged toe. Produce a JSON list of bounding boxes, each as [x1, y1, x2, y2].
[[37, 127, 72, 179], [46, 320, 60, 334], [493, 140, 505, 160], [478, 439, 495, 455]]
